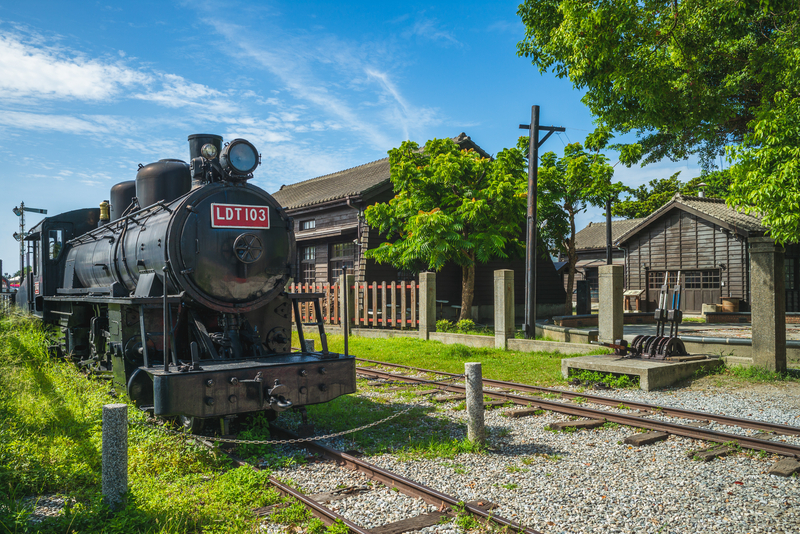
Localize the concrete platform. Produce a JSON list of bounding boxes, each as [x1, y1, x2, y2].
[[562, 354, 724, 391]]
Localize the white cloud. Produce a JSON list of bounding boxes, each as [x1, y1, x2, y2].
[[0, 110, 131, 135], [0, 33, 150, 102], [207, 18, 431, 150], [134, 74, 239, 116]]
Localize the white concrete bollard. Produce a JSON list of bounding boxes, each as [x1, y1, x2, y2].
[[102, 403, 128, 511], [465, 362, 485, 445]]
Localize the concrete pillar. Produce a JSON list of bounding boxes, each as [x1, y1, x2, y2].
[[102, 403, 128, 511], [749, 237, 786, 372], [465, 362, 485, 445], [598, 265, 623, 343], [494, 270, 514, 349], [418, 272, 436, 340], [339, 273, 355, 329]]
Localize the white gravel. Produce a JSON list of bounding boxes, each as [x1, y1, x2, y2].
[[262, 375, 800, 533]]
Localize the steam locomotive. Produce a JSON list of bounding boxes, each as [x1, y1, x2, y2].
[[16, 134, 356, 431]]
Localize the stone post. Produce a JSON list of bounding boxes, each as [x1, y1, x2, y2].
[[749, 237, 786, 372], [339, 272, 355, 330], [465, 362, 485, 445], [303, 339, 315, 352], [102, 403, 128, 511], [418, 272, 436, 340], [494, 270, 514, 349], [598, 265, 623, 343]]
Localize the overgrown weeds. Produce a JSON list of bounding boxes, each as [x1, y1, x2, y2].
[[0, 313, 340, 533]]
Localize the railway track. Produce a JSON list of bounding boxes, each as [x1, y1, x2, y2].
[[197, 427, 541, 533], [355, 358, 800, 459]]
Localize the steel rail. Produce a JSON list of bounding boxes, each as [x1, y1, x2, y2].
[[200, 440, 371, 534], [356, 367, 800, 458], [356, 358, 800, 437], [269, 425, 542, 534]]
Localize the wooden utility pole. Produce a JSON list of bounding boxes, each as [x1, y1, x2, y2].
[[519, 106, 564, 339]]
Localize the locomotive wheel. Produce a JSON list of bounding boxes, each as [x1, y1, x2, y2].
[[178, 416, 205, 434]]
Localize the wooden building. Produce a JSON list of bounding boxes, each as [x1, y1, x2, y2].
[[612, 193, 800, 313], [271, 133, 566, 322], [563, 218, 644, 301]]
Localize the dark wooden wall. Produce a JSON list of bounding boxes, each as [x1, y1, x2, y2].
[[623, 209, 748, 311]]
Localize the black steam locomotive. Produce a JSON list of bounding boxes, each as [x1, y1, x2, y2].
[[16, 134, 356, 431]]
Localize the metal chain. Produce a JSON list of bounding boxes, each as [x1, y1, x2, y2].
[[129, 372, 465, 445], [359, 371, 466, 385], [130, 405, 415, 445]]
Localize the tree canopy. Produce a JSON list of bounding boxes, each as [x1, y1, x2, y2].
[[535, 138, 620, 315], [364, 138, 527, 320], [612, 170, 732, 219], [517, 0, 800, 242]]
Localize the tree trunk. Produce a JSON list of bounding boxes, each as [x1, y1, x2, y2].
[[460, 252, 476, 322], [564, 209, 578, 316]]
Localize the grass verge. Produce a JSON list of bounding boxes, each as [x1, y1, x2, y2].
[[0, 313, 343, 533], [294, 332, 600, 387]]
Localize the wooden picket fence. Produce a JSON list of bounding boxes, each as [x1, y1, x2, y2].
[[288, 281, 420, 329]]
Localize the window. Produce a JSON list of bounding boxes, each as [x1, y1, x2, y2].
[[48, 229, 64, 260], [648, 271, 679, 289], [701, 270, 720, 289], [684, 271, 702, 289], [300, 220, 315, 231], [300, 246, 315, 284], [329, 241, 355, 282], [786, 258, 796, 291]]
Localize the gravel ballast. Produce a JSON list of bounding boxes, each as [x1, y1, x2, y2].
[[264, 375, 800, 533]]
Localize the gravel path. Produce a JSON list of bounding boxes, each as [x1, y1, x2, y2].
[[263, 376, 800, 533]]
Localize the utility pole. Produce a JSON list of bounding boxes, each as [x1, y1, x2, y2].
[[519, 106, 564, 339], [13, 202, 47, 284]]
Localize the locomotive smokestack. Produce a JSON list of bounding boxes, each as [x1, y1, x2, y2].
[[188, 134, 222, 162]]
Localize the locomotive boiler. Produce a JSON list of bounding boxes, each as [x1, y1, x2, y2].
[[17, 134, 356, 432]]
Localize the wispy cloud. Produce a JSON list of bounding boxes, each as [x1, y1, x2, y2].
[[0, 32, 149, 103], [0, 110, 134, 136], [406, 17, 462, 47]]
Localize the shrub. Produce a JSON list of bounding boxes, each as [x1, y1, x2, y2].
[[436, 319, 454, 332], [455, 319, 475, 333]]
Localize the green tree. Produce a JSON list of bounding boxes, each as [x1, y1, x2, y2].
[[517, 0, 800, 241], [536, 137, 620, 315], [612, 169, 733, 219], [364, 138, 527, 321]]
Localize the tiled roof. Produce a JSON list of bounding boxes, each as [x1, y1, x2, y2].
[[271, 133, 490, 210], [615, 193, 765, 244], [272, 158, 390, 210], [574, 218, 645, 250]]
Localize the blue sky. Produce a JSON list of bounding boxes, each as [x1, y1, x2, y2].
[[0, 1, 700, 276]]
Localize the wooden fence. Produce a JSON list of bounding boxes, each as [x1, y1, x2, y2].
[[288, 281, 420, 329]]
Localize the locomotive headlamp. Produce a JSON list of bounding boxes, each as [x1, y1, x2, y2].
[[220, 139, 260, 176], [200, 143, 218, 160]]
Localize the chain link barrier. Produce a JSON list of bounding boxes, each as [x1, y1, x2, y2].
[[130, 372, 465, 445]]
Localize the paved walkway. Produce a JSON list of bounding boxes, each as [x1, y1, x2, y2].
[[576, 322, 800, 341]]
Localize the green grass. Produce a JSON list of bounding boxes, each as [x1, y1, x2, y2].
[[692, 362, 800, 383], [0, 313, 344, 533], [300, 332, 596, 386], [568, 369, 639, 388]]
